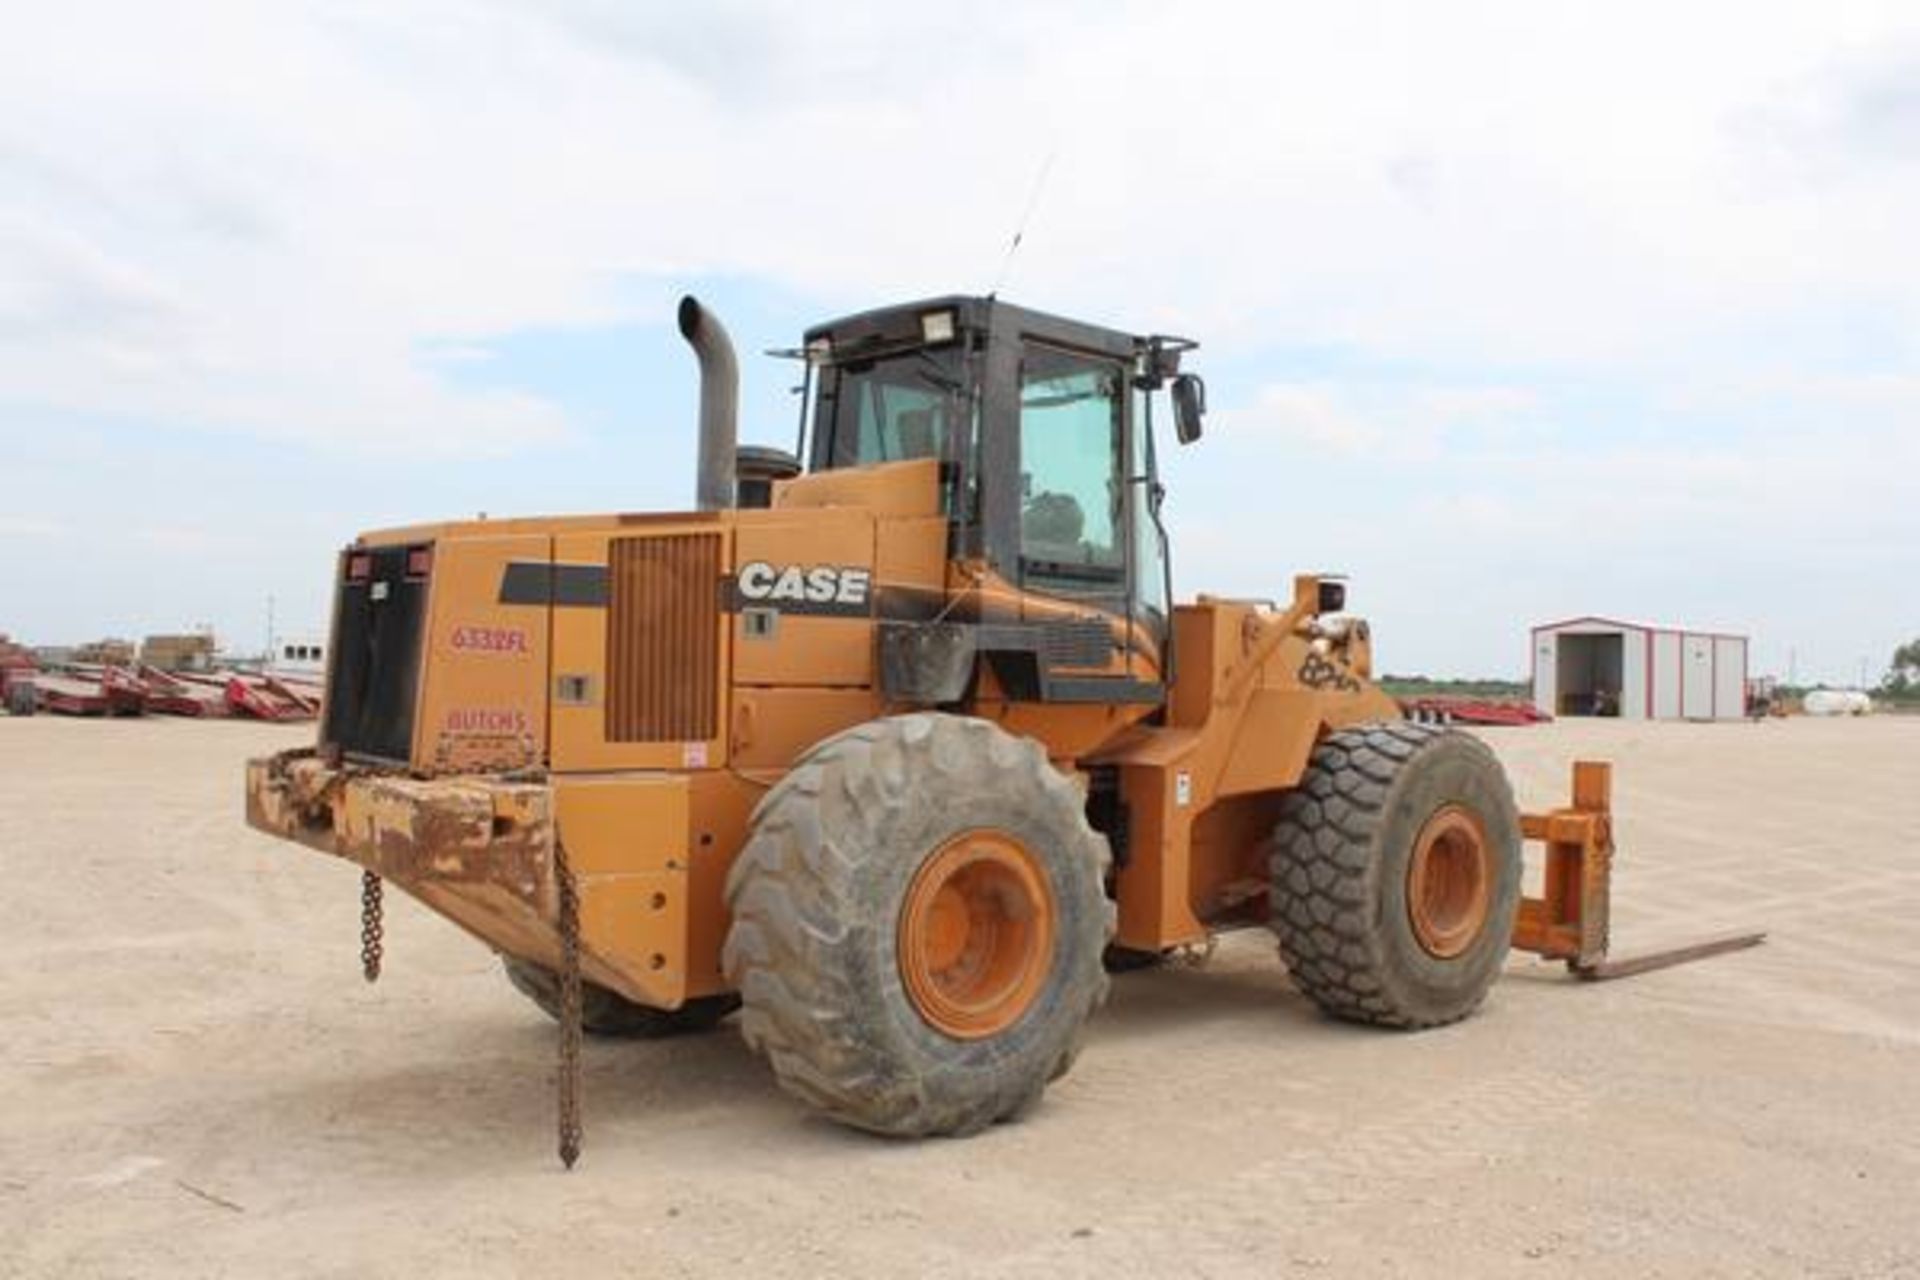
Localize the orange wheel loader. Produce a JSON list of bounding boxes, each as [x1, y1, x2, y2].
[[245, 296, 1759, 1158]]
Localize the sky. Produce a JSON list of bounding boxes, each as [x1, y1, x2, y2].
[[3, 1, 1918, 685]]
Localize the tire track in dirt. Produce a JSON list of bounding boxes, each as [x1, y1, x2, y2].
[[927, 1066, 1597, 1277]]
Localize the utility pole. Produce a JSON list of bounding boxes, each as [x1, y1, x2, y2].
[[266, 595, 276, 664]]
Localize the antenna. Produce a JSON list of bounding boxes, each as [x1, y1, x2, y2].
[[989, 150, 1057, 298]]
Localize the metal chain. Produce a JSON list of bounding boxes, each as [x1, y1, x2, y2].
[[555, 838, 583, 1170], [360, 871, 383, 983]]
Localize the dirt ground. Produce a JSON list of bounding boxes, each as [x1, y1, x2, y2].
[[2, 715, 1917, 1278]]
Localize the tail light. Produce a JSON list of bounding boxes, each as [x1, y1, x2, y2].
[[346, 552, 372, 582], [405, 546, 433, 579]]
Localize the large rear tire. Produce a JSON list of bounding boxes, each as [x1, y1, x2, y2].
[[1268, 722, 1521, 1028], [723, 713, 1113, 1136], [501, 957, 738, 1038]]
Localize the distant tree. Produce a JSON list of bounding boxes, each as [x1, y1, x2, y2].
[[1881, 638, 1920, 699]]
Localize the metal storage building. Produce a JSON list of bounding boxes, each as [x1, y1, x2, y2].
[[1530, 617, 1748, 721]]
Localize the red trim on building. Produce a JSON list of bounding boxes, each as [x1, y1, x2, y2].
[[1531, 615, 1747, 643], [1644, 630, 1654, 718], [1532, 614, 1647, 634], [1710, 636, 1719, 719], [1529, 631, 1538, 710], [1678, 631, 1687, 719]]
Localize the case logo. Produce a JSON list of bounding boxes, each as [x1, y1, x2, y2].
[[736, 562, 872, 613]]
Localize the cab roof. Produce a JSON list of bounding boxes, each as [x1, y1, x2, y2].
[[804, 295, 1143, 362]]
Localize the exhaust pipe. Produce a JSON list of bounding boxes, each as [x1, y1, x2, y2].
[[678, 294, 738, 511]]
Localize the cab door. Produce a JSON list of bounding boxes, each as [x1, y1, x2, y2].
[[1013, 341, 1164, 696]]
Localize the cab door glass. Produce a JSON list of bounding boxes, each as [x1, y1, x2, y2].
[[1018, 346, 1124, 590], [1129, 386, 1172, 669]]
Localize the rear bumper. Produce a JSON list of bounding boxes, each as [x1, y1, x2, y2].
[[244, 750, 695, 1009], [246, 750, 551, 893]]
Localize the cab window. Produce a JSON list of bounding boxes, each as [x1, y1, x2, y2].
[[820, 347, 969, 469], [816, 345, 974, 520], [1019, 346, 1124, 586]]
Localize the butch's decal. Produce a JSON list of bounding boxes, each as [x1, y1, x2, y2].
[[449, 624, 531, 656], [729, 562, 873, 618], [433, 706, 538, 773], [443, 707, 532, 735]]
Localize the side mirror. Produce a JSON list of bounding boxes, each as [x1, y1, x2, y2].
[[1171, 374, 1206, 444]]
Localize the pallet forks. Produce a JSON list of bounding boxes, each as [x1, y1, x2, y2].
[[1515, 762, 1765, 980]]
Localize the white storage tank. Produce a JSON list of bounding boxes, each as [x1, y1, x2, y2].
[[1802, 689, 1873, 717]]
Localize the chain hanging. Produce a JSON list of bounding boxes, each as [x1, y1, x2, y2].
[[555, 838, 584, 1170], [360, 871, 384, 982]]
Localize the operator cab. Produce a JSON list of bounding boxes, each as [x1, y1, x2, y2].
[[789, 297, 1205, 690]]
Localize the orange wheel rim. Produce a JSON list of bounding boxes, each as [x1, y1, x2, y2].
[[899, 830, 1055, 1039], [1406, 805, 1493, 959]]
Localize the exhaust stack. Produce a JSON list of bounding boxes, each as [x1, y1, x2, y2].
[[678, 294, 739, 511]]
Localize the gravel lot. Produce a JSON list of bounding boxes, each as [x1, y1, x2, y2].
[[3, 714, 1916, 1278]]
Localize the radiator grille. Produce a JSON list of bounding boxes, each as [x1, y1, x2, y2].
[[606, 533, 721, 742]]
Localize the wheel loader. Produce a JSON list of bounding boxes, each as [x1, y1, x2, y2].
[[245, 294, 1759, 1159]]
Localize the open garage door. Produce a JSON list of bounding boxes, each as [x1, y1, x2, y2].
[[1556, 633, 1624, 716]]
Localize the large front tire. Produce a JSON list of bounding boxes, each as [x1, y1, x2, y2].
[[722, 714, 1113, 1136], [1268, 722, 1521, 1028]]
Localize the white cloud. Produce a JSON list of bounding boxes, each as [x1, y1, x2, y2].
[[135, 525, 224, 553], [1224, 383, 1384, 455], [1219, 379, 1541, 460], [1412, 387, 1538, 424], [7, 3, 1920, 456], [0, 517, 64, 538]]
